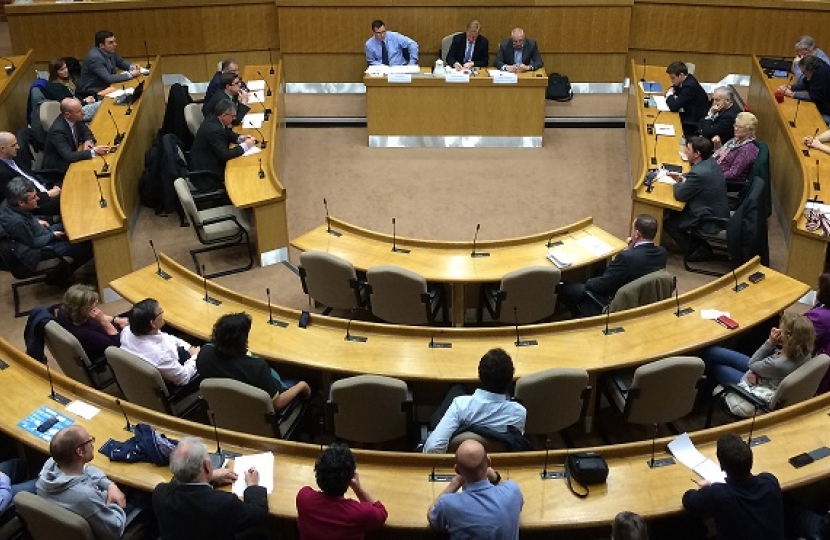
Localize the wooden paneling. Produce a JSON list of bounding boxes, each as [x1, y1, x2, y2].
[[0, 52, 34, 136]]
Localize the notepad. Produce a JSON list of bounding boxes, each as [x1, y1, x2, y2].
[[232, 452, 275, 496], [668, 433, 725, 484], [547, 249, 573, 268]]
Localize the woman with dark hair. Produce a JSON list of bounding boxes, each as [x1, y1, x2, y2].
[[295, 443, 387, 539], [806, 273, 830, 394], [196, 313, 311, 411], [43, 58, 100, 121], [54, 284, 127, 360], [612, 511, 648, 540]]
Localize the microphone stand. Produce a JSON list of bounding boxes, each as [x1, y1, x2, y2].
[[268, 48, 275, 75], [513, 307, 538, 347], [815, 159, 822, 192], [115, 399, 135, 432], [428, 330, 451, 349], [93, 172, 108, 208], [546, 231, 563, 248], [540, 437, 563, 479], [208, 409, 225, 468], [202, 266, 221, 305], [790, 99, 801, 128], [149, 240, 172, 280], [470, 224, 490, 257], [344, 310, 367, 342], [391, 218, 410, 253], [731, 268, 748, 292], [323, 198, 342, 237], [46, 362, 70, 404], [602, 294, 624, 335], [258, 159, 265, 179], [646, 422, 675, 468], [266, 288, 288, 327], [804, 127, 819, 157], [674, 276, 693, 317]]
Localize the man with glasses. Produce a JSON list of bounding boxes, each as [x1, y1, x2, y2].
[[365, 19, 419, 66], [189, 99, 257, 192], [494, 28, 543, 73], [202, 71, 250, 126]]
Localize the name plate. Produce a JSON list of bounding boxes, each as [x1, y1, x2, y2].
[[387, 73, 412, 83], [492, 73, 518, 84], [445, 72, 470, 83]]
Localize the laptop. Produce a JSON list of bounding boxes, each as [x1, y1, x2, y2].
[[759, 57, 792, 73], [114, 80, 144, 106]]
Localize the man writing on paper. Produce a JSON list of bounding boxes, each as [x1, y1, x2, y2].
[[202, 72, 250, 127], [446, 21, 489, 70], [665, 61, 709, 136], [495, 28, 543, 73], [558, 214, 668, 317], [77, 30, 143, 98], [189, 100, 256, 191], [42, 98, 109, 175], [365, 20, 419, 66]]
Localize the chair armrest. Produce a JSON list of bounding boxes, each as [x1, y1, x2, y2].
[[200, 214, 244, 228]]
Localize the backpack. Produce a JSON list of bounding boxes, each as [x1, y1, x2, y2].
[[546, 73, 573, 102]]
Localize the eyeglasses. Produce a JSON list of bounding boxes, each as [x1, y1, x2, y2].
[[77, 436, 95, 449]]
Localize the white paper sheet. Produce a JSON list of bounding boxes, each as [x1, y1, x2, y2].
[[700, 309, 729, 320], [364, 65, 421, 76], [547, 249, 573, 268], [65, 401, 100, 420], [247, 80, 266, 91], [248, 91, 265, 104], [576, 236, 613, 256], [800, 290, 817, 306], [654, 123, 676, 137], [105, 88, 133, 99], [232, 452, 274, 495], [656, 170, 677, 185], [652, 96, 671, 112], [242, 145, 262, 157], [242, 114, 265, 129], [667, 433, 725, 484]]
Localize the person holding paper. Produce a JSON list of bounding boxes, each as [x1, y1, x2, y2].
[[189, 100, 256, 191], [445, 21, 489, 70], [711, 112, 759, 192], [682, 433, 785, 540], [76, 30, 142, 98], [365, 20, 419, 66], [664, 61, 709, 136], [296, 444, 388, 539], [697, 86, 742, 145], [494, 28, 542, 73], [201, 72, 249, 126], [152, 436, 268, 540]]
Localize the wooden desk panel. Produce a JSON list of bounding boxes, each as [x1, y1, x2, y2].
[[0, 51, 33, 136]]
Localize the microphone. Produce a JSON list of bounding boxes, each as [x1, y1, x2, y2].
[[640, 57, 646, 82], [115, 398, 135, 432], [804, 127, 820, 157], [344, 310, 367, 342], [428, 330, 452, 349], [650, 110, 662, 166], [143, 41, 152, 69], [603, 294, 624, 335], [149, 240, 171, 280], [546, 231, 564, 248], [513, 306, 537, 347], [266, 288, 288, 327], [45, 361, 70, 404], [790, 99, 801, 128], [202, 265, 221, 305], [323, 198, 341, 237], [95, 153, 111, 177], [207, 409, 225, 468], [731, 267, 748, 292], [256, 70, 273, 96], [391, 218, 410, 253], [93, 172, 107, 208], [815, 158, 822, 191], [107, 110, 125, 146], [258, 159, 265, 179], [674, 276, 693, 317], [254, 127, 267, 149], [470, 224, 490, 257], [540, 437, 561, 479], [252, 99, 272, 122], [745, 403, 770, 447], [268, 48, 275, 74], [0, 56, 15, 74]]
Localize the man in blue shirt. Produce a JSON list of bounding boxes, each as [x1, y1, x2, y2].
[[365, 20, 419, 66], [428, 439, 523, 539]]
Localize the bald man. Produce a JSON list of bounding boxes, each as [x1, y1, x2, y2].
[[428, 439, 523, 539], [494, 28, 543, 73], [42, 98, 109, 175], [0, 131, 61, 216]]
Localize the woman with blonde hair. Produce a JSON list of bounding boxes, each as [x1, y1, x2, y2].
[[55, 284, 127, 359], [712, 111, 759, 191]]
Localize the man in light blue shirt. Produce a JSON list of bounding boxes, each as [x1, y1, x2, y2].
[[792, 35, 830, 81], [365, 20, 419, 66]]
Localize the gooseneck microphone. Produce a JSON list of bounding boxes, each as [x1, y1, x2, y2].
[[46, 361, 70, 404], [603, 294, 624, 335], [344, 309, 367, 342], [115, 399, 135, 432], [268, 48, 275, 74], [674, 276, 693, 317], [747, 403, 759, 447], [731, 267, 747, 292], [107, 110, 125, 146], [256, 71, 273, 96], [207, 409, 225, 468], [323, 198, 342, 237], [790, 99, 801, 128], [470, 224, 490, 257], [93, 172, 107, 208], [650, 110, 662, 165], [258, 159, 265, 179], [649, 423, 657, 467], [144, 41, 152, 69], [0, 56, 15, 74], [391, 218, 411, 253], [428, 330, 452, 349], [540, 437, 560, 479], [815, 159, 822, 191], [513, 307, 538, 347], [266, 288, 288, 327], [805, 127, 820, 157], [546, 231, 563, 248], [149, 240, 171, 280], [254, 127, 267, 149], [202, 265, 221, 305], [96, 153, 111, 177]]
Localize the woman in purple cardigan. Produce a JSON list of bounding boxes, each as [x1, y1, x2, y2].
[[54, 284, 127, 360], [807, 273, 830, 394], [712, 111, 759, 193]]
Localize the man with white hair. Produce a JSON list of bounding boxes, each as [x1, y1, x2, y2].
[[152, 436, 268, 539], [697, 86, 742, 146], [793, 35, 830, 81], [494, 28, 543, 73]]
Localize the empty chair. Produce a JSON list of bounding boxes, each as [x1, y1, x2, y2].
[[14, 492, 93, 540], [105, 347, 200, 417], [477, 266, 560, 324], [183, 103, 204, 137], [299, 251, 366, 315], [515, 368, 591, 447], [366, 265, 447, 325], [329, 375, 411, 445], [173, 177, 254, 279], [43, 321, 114, 389]]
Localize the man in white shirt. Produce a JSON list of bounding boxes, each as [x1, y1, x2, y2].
[[119, 298, 199, 386]]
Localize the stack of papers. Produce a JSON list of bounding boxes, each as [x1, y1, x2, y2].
[[806, 201, 830, 214], [668, 433, 726, 483], [232, 452, 275, 496], [547, 249, 574, 268]]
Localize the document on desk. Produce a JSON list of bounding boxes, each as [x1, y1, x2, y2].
[[576, 236, 613, 256], [65, 400, 100, 420], [232, 452, 274, 495], [247, 80, 266, 92], [489, 70, 518, 84], [654, 124, 675, 137], [104, 88, 133, 99], [243, 113, 265, 129], [242, 145, 262, 157], [655, 169, 676, 184], [668, 433, 725, 483], [547, 249, 574, 269], [652, 96, 671, 112], [248, 91, 265, 104]]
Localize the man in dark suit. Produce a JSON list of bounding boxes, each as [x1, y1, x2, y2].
[[190, 99, 256, 191], [665, 61, 710, 136], [664, 136, 730, 260], [446, 20, 489, 69], [77, 30, 142, 97], [0, 131, 60, 217], [152, 436, 268, 540], [697, 86, 742, 145], [494, 28, 543, 73], [202, 72, 250, 126], [204, 58, 248, 105], [787, 55, 830, 125], [42, 99, 110, 175], [559, 214, 669, 317]]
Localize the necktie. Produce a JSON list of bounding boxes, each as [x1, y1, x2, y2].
[[381, 40, 389, 65], [70, 123, 79, 148], [464, 42, 473, 63], [6, 160, 45, 192]]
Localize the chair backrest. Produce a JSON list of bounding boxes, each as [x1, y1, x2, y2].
[[684, 62, 696, 75], [770, 354, 830, 409], [626, 356, 705, 424], [727, 176, 769, 267], [441, 32, 462, 62], [515, 368, 590, 435], [751, 139, 772, 219], [14, 491, 93, 540], [173, 177, 201, 227], [330, 375, 409, 444], [608, 269, 674, 313], [183, 103, 204, 137], [299, 251, 360, 311], [39, 100, 61, 133], [105, 347, 172, 414], [367, 265, 430, 324], [200, 378, 277, 438], [498, 266, 561, 324], [43, 321, 94, 387], [448, 431, 508, 453]]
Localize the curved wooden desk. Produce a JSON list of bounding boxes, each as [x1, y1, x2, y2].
[[60, 56, 164, 301], [748, 56, 830, 287], [3, 335, 830, 535], [291, 217, 627, 325], [0, 51, 34, 136]]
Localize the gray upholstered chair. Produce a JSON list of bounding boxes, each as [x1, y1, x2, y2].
[[173, 177, 254, 279], [200, 378, 307, 440], [299, 251, 366, 315], [441, 32, 462, 62], [477, 266, 561, 324], [515, 368, 591, 447], [183, 103, 204, 137], [43, 321, 114, 389], [328, 375, 411, 445], [366, 265, 447, 325], [14, 491, 93, 540], [105, 347, 200, 417], [39, 100, 61, 134]]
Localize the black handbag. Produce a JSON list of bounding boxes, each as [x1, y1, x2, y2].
[[565, 452, 609, 498], [546, 72, 573, 102]]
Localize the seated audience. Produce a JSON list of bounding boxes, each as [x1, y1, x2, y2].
[[805, 273, 830, 394], [204, 58, 248, 105], [76, 30, 141, 97], [803, 128, 830, 156], [119, 298, 200, 386], [196, 313, 311, 411], [55, 284, 127, 360], [445, 20, 489, 70], [781, 55, 830, 125], [682, 433, 785, 540], [792, 35, 830, 87], [0, 458, 37, 525], [697, 86, 742, 145], [612, 511, 648, 540], [423, 348, 526, 453], [152, 436, 268, 540], [494, 27, 543, 72], [189, 100, 256, 192], [296, 443, 388, 539], [712, 111, 759, 191], [365, 20, 419, 66], [0, 131, 60, 217], [43, 58, 101, 122], [428, 439, 523, 539], [201, 72, 249, 126], [559, 214, 667, 317], [42, 98, 109, 175], [664, 61, 709, 136]]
